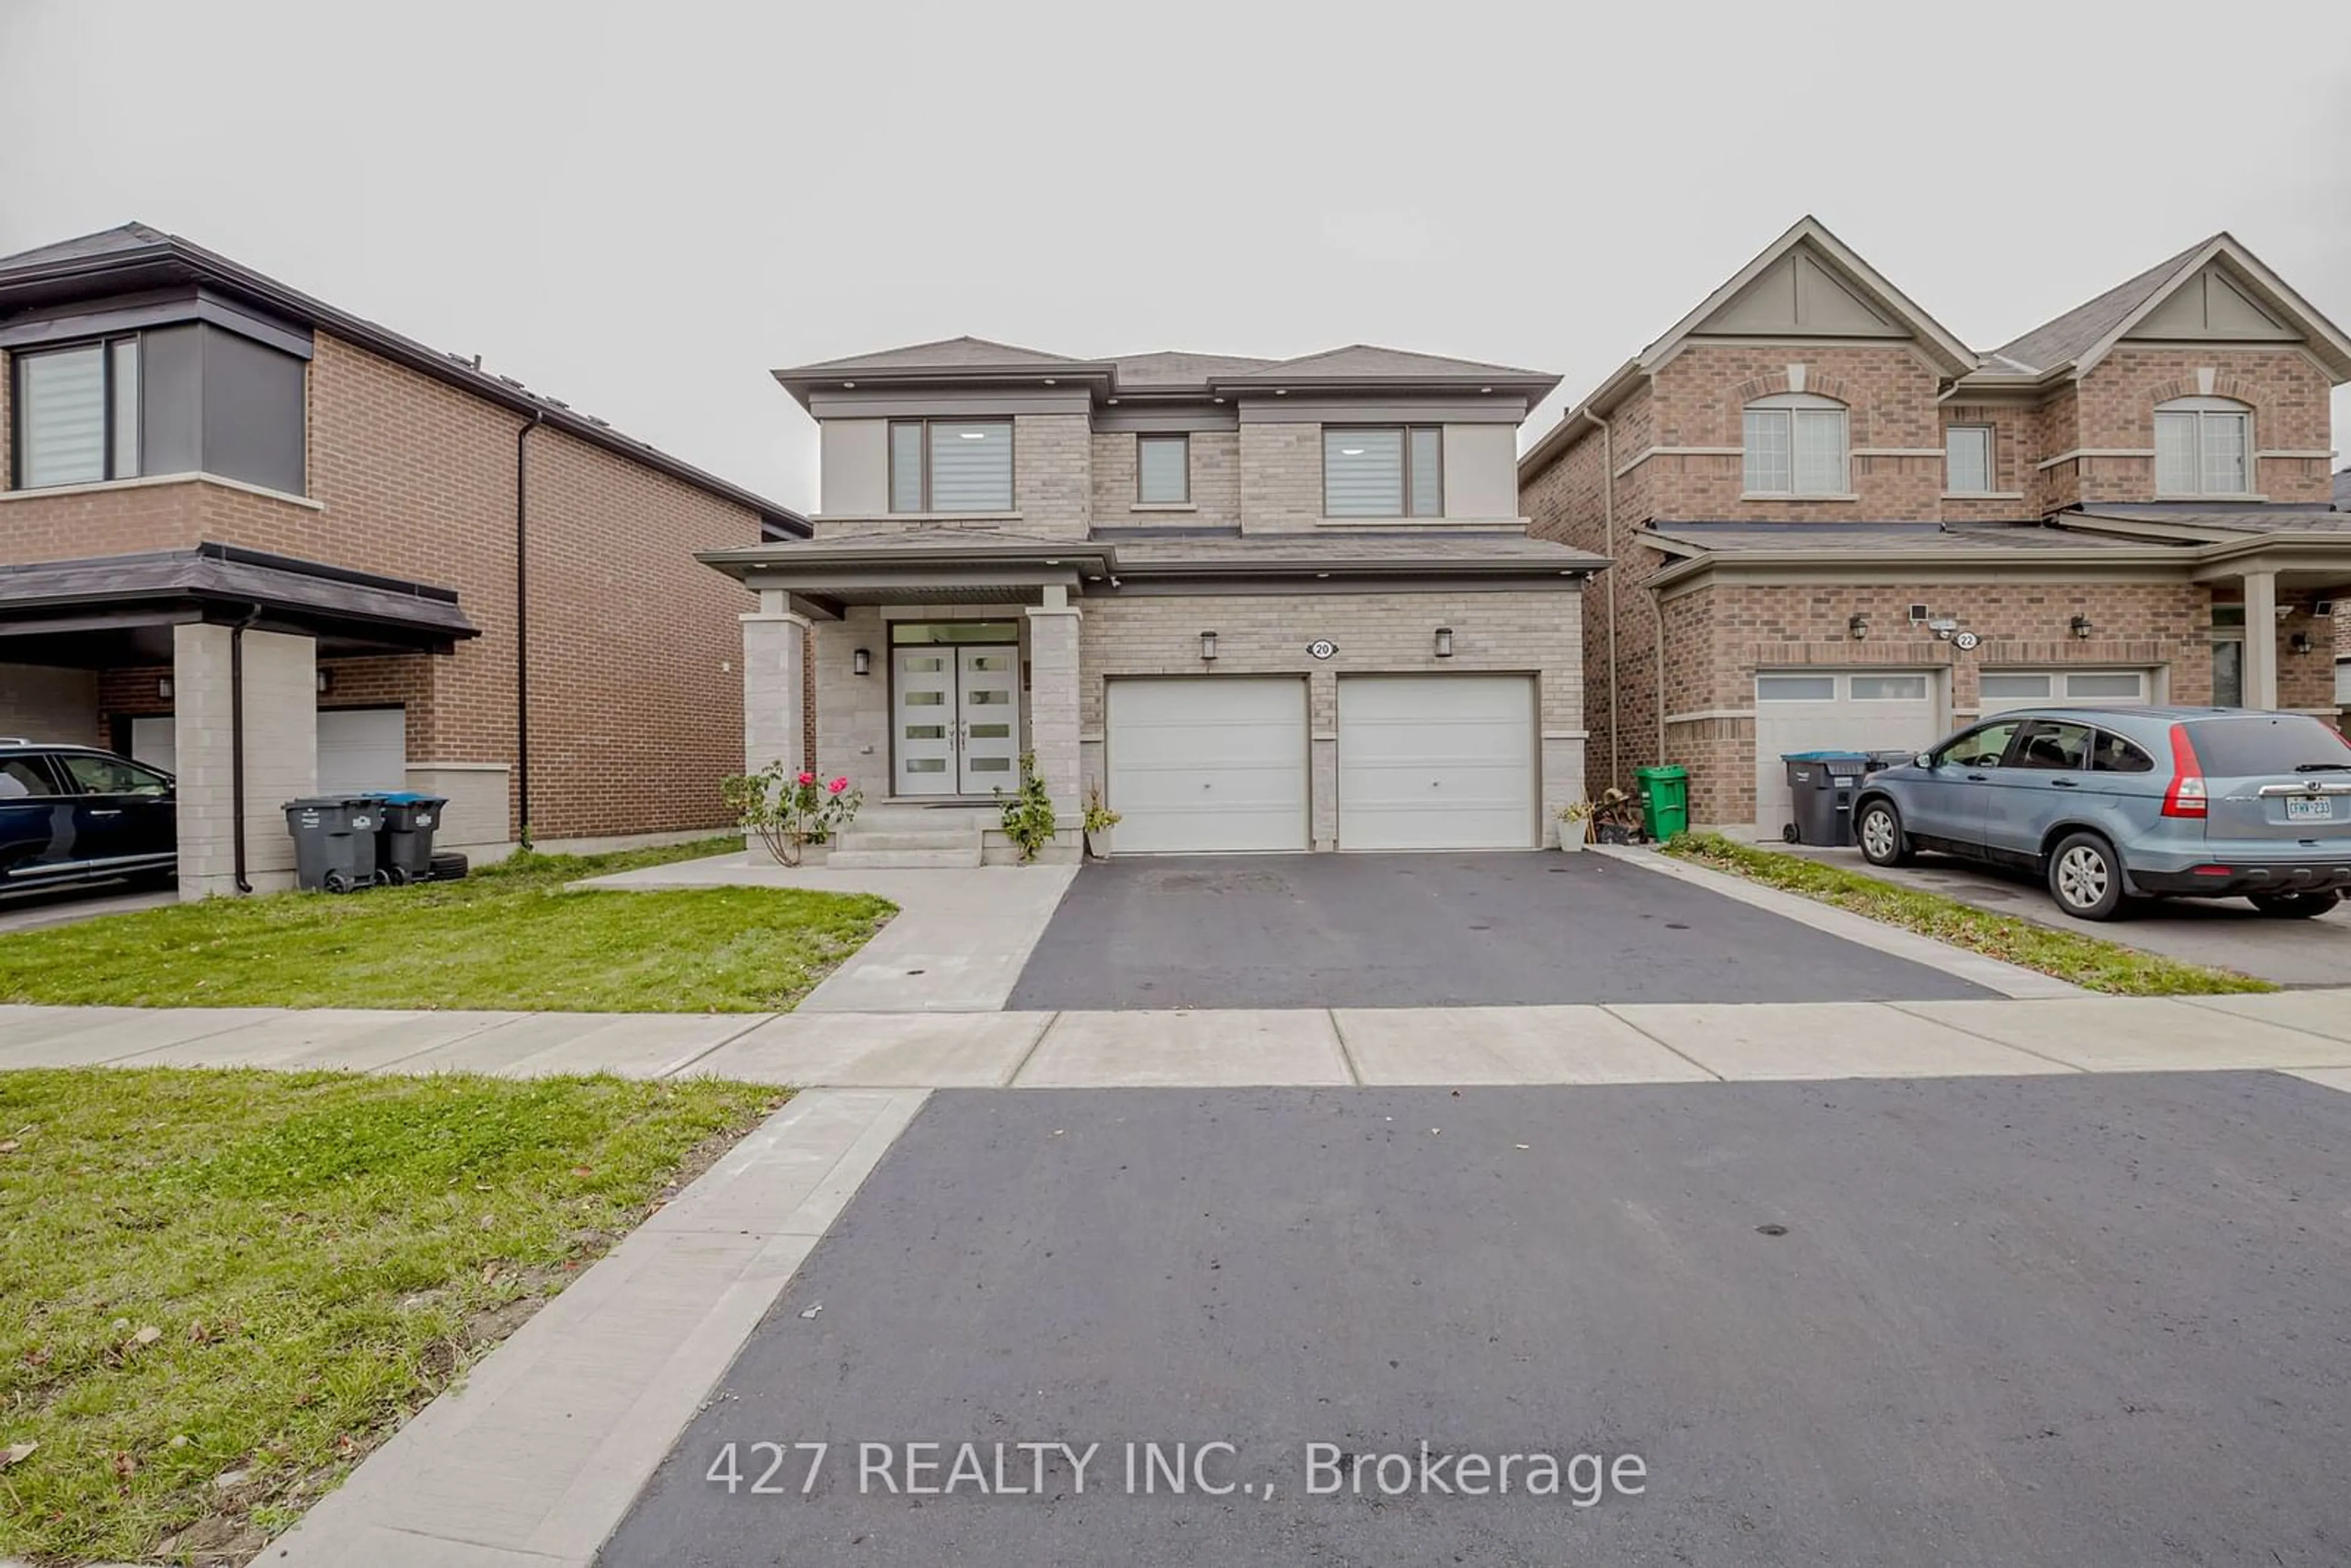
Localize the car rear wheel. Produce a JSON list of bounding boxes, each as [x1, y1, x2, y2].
[[2249, 889, 2342, 919], [2047, 832, 2126, 921], [1856, 800, 1910, 866]]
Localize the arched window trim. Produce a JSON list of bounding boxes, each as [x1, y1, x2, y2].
[[2153, 395, 2252, 497], [1742, 392, 1850, 497]]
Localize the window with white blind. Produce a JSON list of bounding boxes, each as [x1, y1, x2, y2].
[[1324, 426, 1442, 517], [1136, 432, 1188, 503], [1945, 424, 1994, 493], [887, 419, 1013, 512], [2153, 397, 2250, 495], [15, 340, 137, 489], [1742, 394, 1848, 496]]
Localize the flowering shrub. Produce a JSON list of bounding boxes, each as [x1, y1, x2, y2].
[[722, 762, 866, 866]]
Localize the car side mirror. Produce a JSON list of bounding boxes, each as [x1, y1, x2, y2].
[[1914, 752, 1934, 768]]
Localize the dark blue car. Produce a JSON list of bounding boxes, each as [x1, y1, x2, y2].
[[0, 742, 176, 894]]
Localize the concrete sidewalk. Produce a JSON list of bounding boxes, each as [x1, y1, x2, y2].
[[5, 991, 2349, 1089]]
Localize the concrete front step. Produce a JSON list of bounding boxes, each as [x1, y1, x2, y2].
[[827, 846, 986, 869], [837, 830, 984, 853]]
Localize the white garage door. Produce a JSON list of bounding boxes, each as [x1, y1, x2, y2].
[[1753, 670, 1943, 833], [317, 707, 408, 794], [1977, 669, 2151, 717], [1106, 678, 1307, 853], [1337, 675, 1537, 850], [129, 715, 175, 775]]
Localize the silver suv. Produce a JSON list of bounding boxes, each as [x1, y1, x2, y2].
[[1851, 707, 2351, 921]]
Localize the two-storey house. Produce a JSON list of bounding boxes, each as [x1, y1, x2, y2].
[[0, 223, 808, 896], [702, 339, 1607, 859], [1519, 217, 2351, 833]]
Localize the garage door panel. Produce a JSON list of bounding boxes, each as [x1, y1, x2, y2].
[[317, 707, 407, 795], [1108, 679, 1307, 853], [1753, 673, 1940, 835], [1338, 676, 1536, 851]]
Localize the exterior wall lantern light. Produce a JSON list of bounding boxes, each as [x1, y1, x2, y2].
[[2290, 631, 2314, 656], [2069, 615, 2094, 640], [852, 648, 872, 677], [1434, 627, 1454, 658], [157, 676, 174, 700], [316, 669, 333, 694], [1199, 630, 1218, 662], [1847, 613, 1869, 640]]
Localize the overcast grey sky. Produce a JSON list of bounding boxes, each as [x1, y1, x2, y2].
[[3, 0, 2347, 513]]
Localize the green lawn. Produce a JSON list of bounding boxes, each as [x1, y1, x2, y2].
[[0, 838, 895, 1013], [1663, 832, 2276, 996], [0, 1068, 780, 1565]]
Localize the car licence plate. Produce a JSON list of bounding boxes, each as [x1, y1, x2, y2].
[[2286, 795, 2334, 822]]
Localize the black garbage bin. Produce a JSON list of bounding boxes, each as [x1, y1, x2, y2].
[[1780, 751, 1872, 846], [282, 797, 382, 892], [366, 791, 449, 885]]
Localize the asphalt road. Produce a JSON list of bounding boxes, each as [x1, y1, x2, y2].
[[601, 1075, 2351, 1567], [1006, 852, 1992, 1008]]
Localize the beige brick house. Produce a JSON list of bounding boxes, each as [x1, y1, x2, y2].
[[703, 339, 1605, 861], [0, 223, 808, 896], [1520, 217, 2351, 833]]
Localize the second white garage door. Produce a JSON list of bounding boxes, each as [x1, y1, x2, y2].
[[1106, 678, 1308, 853], [1753, 670, 1943, 834], [317, 707, 408, 794], [1338, 675, 1538, 850]]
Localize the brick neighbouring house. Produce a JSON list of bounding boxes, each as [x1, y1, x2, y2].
[[1519, 217, 2351, 834], [701, 339, 1607, 865], [0, 223, 809, 896]]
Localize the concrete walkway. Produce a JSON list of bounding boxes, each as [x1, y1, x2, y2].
[[579, 853, 1078, 1011], [7, 991, 2350, 1089]]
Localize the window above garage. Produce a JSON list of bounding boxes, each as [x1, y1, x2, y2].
[[9, 320, 307, 496]]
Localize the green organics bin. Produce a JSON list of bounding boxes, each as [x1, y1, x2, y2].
[[1633, 764, 1690, 841]]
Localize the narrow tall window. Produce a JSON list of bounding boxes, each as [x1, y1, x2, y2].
[[1324, 426, 1442, 517], [1742, 393, 1848, 496], [1945, 424, 1993, 493], [1136, 432, 1189, 503], [2153, 397, 2251, 496], [888, 421, 925, 512]]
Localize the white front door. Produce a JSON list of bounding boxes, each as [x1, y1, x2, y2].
[[955, 645, 1021, 793], [893, 643, 1022, 797], [1337, 675, 1538, 850], [1106, 677, 1309, 852]]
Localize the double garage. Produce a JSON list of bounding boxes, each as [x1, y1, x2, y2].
[[1104, 674, 1540, 853], [1751, 666, 2152, 831], [126, 705, 410, 795]]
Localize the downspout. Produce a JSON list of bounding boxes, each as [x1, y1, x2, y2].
[[230, 605, 262, 895], [1577, 407, 1618, 784], [514, 410, 542, 847]]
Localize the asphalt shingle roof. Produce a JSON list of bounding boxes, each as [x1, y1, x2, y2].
[[779, 336, 1088, 375], [1645, 521, 2184, 555], [1990, 239, 2213, 373]]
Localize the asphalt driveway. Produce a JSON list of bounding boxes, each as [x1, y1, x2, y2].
[[1783, 842, 2351, 988], [602, 1075, 2351, 1567], [1007, 852, 1992, 1008]]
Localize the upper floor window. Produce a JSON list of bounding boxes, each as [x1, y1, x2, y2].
[[1136, 432, 1189, 504], [1945, 424, 1994, 493], [15, 339, 140, 487], [888, 418, 1012, 512], [1742, 393, 1847, 497], [1325, 426, 1441, 517], [2154, 396, 2249, 496], [9, 323, 306, 496]]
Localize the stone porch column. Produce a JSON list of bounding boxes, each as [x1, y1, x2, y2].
[[173, 623, 317, 899], [742, 602, 811, 776], [1026, 588, 1082, 819], [2243, 569, 2279, 710]]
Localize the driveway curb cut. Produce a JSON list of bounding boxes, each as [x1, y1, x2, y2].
[[1587, 843, 2087, 1000]]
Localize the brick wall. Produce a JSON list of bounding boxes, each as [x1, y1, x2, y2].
[[0, 662, 99, 745], [1236, 422, 1324, 531], [2064, 347, 2335, 504], [1090, 429, 1241, 529], [1012, 413, 1093, 539], [1, 330, 765, 842]]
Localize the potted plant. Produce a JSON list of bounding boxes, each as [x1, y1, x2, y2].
[[722, 762, 864, 867], [1081, 785, 1122, 860]]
